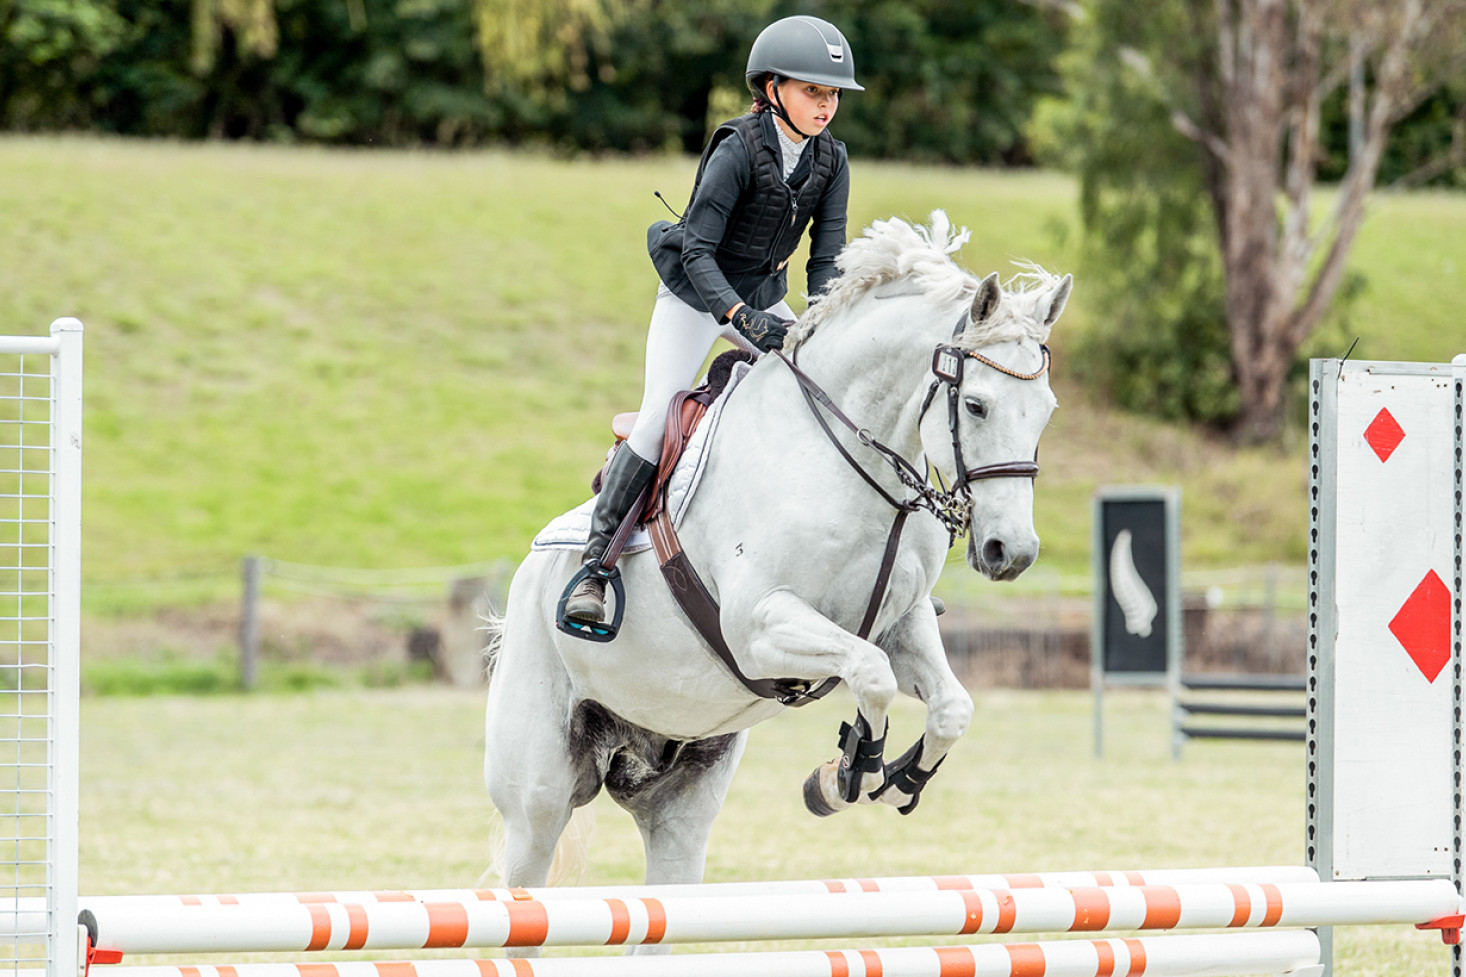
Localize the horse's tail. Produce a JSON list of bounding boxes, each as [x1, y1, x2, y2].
[[549, 805, 597, 885], [483, 804, 598, 888], [479, 605, 506, 680]]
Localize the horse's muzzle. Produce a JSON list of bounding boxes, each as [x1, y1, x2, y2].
[[968, 532, 1038, 581]]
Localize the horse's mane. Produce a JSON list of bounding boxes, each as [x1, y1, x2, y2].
[[791, 211, 1059, 351]]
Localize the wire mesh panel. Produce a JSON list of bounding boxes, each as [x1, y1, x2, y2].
[[0, 323, 82, 977]]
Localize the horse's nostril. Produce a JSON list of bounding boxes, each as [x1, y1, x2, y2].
[[982, 537, 1007, 569]]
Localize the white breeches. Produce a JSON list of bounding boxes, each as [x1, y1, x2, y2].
[[623, 285, 794, 464]]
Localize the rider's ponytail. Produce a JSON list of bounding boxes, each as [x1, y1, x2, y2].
[[749, 72, 778, 114]]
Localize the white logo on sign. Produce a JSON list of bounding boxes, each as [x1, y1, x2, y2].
[[1109, 529, 1158, 638]]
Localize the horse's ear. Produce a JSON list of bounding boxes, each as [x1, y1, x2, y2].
[[1044, 275, 1073, 328], [973, 272, 1002, 324]]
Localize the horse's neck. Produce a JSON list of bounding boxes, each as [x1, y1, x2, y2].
[[786, 303, 937, 461]]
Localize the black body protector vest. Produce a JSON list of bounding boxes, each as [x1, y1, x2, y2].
[[691, 114, 837, 273]]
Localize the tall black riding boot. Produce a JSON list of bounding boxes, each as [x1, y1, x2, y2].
[[564, 447, 657, 624]]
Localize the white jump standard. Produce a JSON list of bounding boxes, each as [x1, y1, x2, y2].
[[1307, 355, 1466, 974]]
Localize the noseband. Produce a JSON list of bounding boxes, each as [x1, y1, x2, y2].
[[778, 311, 1050, 546]]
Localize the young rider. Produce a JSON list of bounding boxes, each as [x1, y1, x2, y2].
[[563, 15, 863, 627]]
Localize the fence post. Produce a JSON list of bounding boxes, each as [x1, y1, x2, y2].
[[239, 555, 262, 690], [441, 576, 490, 688]]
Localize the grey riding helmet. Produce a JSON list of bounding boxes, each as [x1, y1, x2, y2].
[[744, 16, 864, 96]]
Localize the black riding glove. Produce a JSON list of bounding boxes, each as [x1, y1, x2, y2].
[[730, 306, 790, 352]]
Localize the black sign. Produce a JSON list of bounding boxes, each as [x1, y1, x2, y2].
[[1097, 497, 1170, 675]]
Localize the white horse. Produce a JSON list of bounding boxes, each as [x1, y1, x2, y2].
[[483, 212, 1070, 902]]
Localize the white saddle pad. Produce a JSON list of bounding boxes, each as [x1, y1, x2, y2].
[[531, 361, 751, 555]]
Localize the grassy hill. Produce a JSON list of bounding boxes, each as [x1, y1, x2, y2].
[[3, 135, 1464, 617]]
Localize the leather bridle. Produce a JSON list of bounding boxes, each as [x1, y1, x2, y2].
[[640, 317, 1052, 708], [778, 311, 1051, 548]]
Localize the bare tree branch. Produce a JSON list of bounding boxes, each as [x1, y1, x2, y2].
[[1276, 0, 1322, 312], [1171, 109, 1232, 161], [1293, 0, 1422, 347], [1385, 102, 1466, 190], [1215, 0, 1236, 88]]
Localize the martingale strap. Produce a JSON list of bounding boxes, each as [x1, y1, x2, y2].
[[646, 362, 917, 705], [650, 505, 843, 706], [650, 494, 909, 706]]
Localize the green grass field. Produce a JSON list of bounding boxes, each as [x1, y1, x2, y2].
[[80, 687, 1439, 973], [3, 135, 1464, 617]]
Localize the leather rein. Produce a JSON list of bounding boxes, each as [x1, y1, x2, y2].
[[776, 310, 1051, 547], [649, 313, 1050, 707]]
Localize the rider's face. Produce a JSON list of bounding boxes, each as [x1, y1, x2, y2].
[[767, 78, 840, 140]]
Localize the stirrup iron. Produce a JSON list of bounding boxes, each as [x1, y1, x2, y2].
[[556, 563, 627, 643]]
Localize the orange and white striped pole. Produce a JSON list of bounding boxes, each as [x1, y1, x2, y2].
[[0, 866, 1324, 946], [84, 931, 1325, 977], [62, 863, 1322, 917], [77, 879, 1458, 954]]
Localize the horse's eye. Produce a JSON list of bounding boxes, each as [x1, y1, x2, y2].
[[964, 398, 988, 420]]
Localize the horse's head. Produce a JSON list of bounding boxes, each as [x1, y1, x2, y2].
[[919, 269, 1068, 580], [795, 212, 1069, 581]]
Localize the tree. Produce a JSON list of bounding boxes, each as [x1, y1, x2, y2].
[[1042, 0, 1466, 443], [469, 0, 1067, 159], [474, 0, 631, 106], [833, 0, 1068, 165], [541, 0, 774, 154], [1199, 0, 1466, 442], [190, 0, 277, 74], [0, 0, 129, 128]]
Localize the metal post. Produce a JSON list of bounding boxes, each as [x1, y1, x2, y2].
[[1453, 354, 1465, 977], [50, 318, 83, 977], [239, 556, 262, 691], [1091, 494, 1104, 758]]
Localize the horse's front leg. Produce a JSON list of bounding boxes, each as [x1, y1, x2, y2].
[[872, 597, 973, 814], [739, 588, 897, 815]]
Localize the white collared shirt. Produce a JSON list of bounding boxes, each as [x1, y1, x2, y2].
[[774, 120, 808, 182]]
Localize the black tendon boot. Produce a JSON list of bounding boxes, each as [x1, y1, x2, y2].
[[564, 448, 658, 624]]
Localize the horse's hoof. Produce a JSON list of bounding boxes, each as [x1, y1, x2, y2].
[[803, 768, 838, 817], [803, 762, 852, 817]]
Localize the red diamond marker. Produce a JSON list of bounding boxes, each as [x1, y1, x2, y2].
[[1388, 570, 1452, 683], [1364, 408, 1405, 462]]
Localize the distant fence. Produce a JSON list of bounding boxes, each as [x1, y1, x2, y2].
[[85, 559, 1308, 693], [230, 560, 1302, 692], [236, 556, 515, 690], [939, 564, 1306, 689]]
